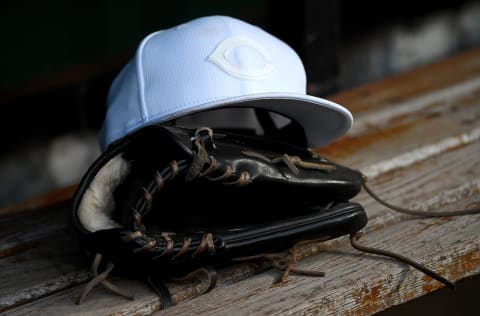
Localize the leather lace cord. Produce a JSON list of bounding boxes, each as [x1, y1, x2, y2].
[[78, 128, 227, 305], [127, 128, 338, 257], [146, 275, 173, 308], [350, 232, 454, 289], [349, 174, 480, 290], [78, 128, 480, 304], [233, 244, 326, 283], [362, 179, 480, 217], [146, 267, 217, 309], [169, 266, 218, 293], [77, 254, 134, 305]]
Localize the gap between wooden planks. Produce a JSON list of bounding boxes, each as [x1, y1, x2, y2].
[[156, 132, 480, 315], [3, 120, 479, 315], [159, 216, 480, 316], [329, 46, 480, 115], [1, 47, 480, 315]]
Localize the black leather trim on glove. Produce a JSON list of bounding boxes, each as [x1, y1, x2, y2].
[[72, 125, 367, 274]]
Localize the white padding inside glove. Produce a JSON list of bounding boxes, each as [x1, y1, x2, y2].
[[78, 154, 130, 232]]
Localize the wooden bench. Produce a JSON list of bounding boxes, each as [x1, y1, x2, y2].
[[1, 47, 479, 315]]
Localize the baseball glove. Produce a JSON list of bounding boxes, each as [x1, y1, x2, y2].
[[73, 125, 478, 306], [72, 125, 368, 304]]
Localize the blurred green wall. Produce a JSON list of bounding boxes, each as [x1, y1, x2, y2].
[[1, 0, 267, 91]]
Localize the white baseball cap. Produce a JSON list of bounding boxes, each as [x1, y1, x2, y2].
[[100, 15, 352, 150]]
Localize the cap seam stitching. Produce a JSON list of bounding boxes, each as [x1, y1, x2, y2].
[[136, 31, 161, 121]]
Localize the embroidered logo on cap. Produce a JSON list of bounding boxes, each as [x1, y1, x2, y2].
[[208, 36, 275, 80]]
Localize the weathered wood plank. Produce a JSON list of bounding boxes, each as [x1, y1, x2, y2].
[[0, 184, 77, 218], [354, 137, 480, 221], [0, 205, 69, 258], [159, 212, 480, 315], [318, 76, 480, 171], [329, 47, 480, 115], [2, 277, 159, 316], [1, 260, 274, 315], [157, 138, 480, 315], [0, 231, 89, 313], [1, 133, 478, 314], [0, 239, 274, 314], [3, 136, 478, 316]]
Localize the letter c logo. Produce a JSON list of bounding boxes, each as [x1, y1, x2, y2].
[[208, 36, 276, 80]]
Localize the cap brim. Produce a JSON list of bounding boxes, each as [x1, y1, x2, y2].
[[160, 92, 352, 148]]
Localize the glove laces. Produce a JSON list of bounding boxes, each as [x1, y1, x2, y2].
[[347, 173, 480, 290]]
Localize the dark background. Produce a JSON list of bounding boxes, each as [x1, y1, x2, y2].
[[1, 1, 480, 314], [2, 0, 480, 152], [1, 0, 480, 203]]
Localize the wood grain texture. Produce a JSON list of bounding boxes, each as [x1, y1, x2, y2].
[[355, 138, 480, 221], [1, 258, 274, 315], [159, 214, 480, 316], [0, 184, 77, 218], [156, 138, 480, 315], [317, 75, 480, 171], [2, 130, 478, 315], [329, 47, 480, 115], [0, 205, 69, 258], [1, 47, 480, 315], [3, 278, 160, 316], [0, 231, 89, 312]]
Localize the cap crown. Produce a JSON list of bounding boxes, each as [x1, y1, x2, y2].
[[101, 16, 307, 149]]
